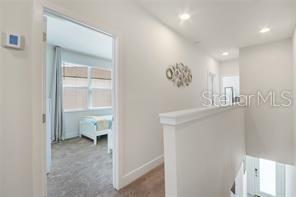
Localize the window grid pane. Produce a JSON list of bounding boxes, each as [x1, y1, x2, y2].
[[63, 87, 88, 110], [91, 68, 112, 108], [63, 77, 89, 87], [92, 89, 112, 108], [91, 79, 112, 89]]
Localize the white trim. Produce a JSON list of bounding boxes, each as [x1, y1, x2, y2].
[[112, 35, 121, 189], [64, 132, 79, 139], [64, 106, 112, 113], [62, 86, 111, 90], [248, 157, 286, 197], [159, 104, 242, 126], [87, 66, 92, 109], [92, 87, 112, 90], [62, 61, 112, 71], [62, 86, 88, 88], [121, 155, 164, 187], [44, 7, 112, 37], [163, 126, 178, 197], [40, 5, 122, 195]]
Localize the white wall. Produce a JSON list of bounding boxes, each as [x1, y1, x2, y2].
[[44, 0, 220, 187], [0, 0, 220, 196], [0, 2, 35, 196], [0, 2, 4, 195], [290, 27, 296, 197], [208, 58, 220, 95], [176, 108, 245, 197], [240, 39, 294, 165], [46, 44, 54, 99], [220, 59, 239, 77], [160, 106, 246, 197]]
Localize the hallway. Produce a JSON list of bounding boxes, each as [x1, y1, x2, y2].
[[48, 137, 164, 197]]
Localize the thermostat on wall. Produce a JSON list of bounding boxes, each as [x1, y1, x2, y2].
[[1, 32, 24, 50]]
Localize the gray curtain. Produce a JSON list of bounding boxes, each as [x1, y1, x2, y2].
[[50, 46, 64, 142]]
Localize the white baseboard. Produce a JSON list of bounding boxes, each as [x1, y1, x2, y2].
[[120, 155, 164, 188], [64, 132, 79, 140]]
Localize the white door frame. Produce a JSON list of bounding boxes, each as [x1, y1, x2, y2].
[[246, 156, 286, 197], [43, 15, 52, 175], [207, 71, 215, 105], [42, 7, 121, 192], [254, 158, 286, 197]]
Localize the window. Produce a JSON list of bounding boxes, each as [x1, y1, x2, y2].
[[91, 67, 112, 108], [259, 159, 276, 196], [62, 62, 112, 111]]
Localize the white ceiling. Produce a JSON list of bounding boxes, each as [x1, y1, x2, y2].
[[46, 15, 113, 60], [137, 0, 296, 61]]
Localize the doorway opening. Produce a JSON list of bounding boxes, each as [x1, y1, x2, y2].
[[218, 59, 240, 105], [233, 155, 296, 197], [43, 10, 118, 196], [245, 156, 288, 197]]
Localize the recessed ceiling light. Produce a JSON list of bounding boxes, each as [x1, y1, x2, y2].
[[259, 27, 271, 33], [179, 13, 191, 20], [222, 52, 229, 56]]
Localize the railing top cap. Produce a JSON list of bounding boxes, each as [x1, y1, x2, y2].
[[159, 104, 242, 126]]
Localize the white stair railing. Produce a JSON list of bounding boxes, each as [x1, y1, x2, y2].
[[159, 105, 246, 197]]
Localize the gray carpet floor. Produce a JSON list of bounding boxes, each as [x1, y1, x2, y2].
[[47, 136, 164, 197]]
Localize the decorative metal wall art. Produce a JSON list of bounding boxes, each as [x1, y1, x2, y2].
[[166, 63, 192, 87]]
